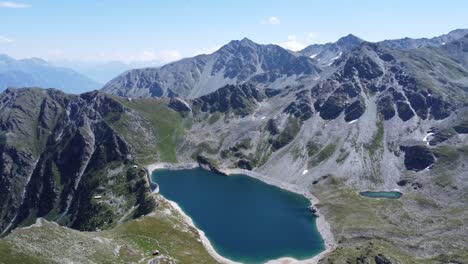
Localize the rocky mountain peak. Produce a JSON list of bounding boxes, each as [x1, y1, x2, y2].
[[220, 37, 259, 53], [336, 34, 363, 48], [102, 38, 320, 99]]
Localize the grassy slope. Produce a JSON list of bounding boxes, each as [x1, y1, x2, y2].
[[114, 97, 189, 163], [0, 195, 217, 264], [313, 174, 468, 263]]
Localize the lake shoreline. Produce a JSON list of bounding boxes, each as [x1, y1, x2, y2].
[[145, 162, 336, 264], [220, 168, 337, 264]]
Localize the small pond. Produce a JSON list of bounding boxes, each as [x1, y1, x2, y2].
[[359, 191, 403, 199]]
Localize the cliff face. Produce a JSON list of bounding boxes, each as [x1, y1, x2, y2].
[[0, 88, 155, 234]]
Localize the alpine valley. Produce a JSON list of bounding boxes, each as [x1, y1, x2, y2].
[[1, 28, 468, 264]]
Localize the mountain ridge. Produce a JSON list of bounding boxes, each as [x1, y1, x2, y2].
[[0, 54, 101, 94], [102, 28, 468, 100]]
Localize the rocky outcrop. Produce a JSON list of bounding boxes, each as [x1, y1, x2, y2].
[[0, 88, 155, 234], [168, 97, 192, 112], [344, 98, 366, 122], [400, 145, 435, 171], [453, 121, 468, 134], [299, 34, 363, 67], [192, 84, 267, 117], [284, 90, 314, 121], [377, 96, 396, 120]]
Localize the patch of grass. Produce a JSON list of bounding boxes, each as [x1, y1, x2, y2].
[[250, 141, 272, 168], [291, 146, 304, 161], [270, 117, 301, 151], [116, 97, 187, 163], [336, 148, 350, 164], [191, 141, 222, 160], [309, 143, 337, 167], [322, 239, 430, 264], [0, 196, 216, 264], [364, 119, 384, 157], [306, 141, 321, 157], [313, 176, 468, 264], [108, 196, 216, 263], [207, 112, 222, 125]]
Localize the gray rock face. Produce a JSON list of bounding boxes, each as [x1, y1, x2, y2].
[[102, 29, 468, 103], [168, 97, 192, 112], [440, 33, 468, 68], [192, 83, 267, 117], [102, 38, 321, 99], [0, 88, 155, 234], [298, 34, 364, 67], [312, 42, 466, 123], [400, 145, 435, 171]]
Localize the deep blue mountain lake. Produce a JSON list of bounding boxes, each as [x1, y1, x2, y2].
[[151, 167, 324, 263]]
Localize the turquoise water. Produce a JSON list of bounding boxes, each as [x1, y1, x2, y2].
[[151, 167, 325, 264], [359, 191, 402, 199]]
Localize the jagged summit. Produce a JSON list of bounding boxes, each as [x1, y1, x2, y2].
[[102, 37, 320, 99], [336, 34, 363, 46], [298, 34, 364, 66]]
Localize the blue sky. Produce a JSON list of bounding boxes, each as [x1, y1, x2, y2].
[[1, 0, 467, 63]]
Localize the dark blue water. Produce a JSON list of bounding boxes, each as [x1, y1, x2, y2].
[[151, 167, 324, 263], [359, 191, 402, 199]]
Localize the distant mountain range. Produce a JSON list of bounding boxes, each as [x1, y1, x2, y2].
[[0, 55, 101, 94], [52, 60, 162, 84], [103, 29, 468, 99]]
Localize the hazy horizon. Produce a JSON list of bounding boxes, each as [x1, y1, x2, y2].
[[1, 0, 467, 64]]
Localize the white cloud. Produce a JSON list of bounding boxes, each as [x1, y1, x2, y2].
[[128, 50, 183, 63], [280, 35, 306, 51], [0, 35, 13, 43], [307, 32, 317, 41], [0, 1, 31, 8], [262, 16, 280, 25], [192, 46, 221, 56]]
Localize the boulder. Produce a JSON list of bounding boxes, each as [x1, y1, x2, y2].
[[400, 145, 435, 171], [396, 101, 415, 121], [344, 99, 366, 122], [377, 96, 396, 120], [168, 97, 192, 112]]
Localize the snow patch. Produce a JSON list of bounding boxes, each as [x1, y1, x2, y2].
[[261, 116, 266, 120], [330, 52, 342, 61], [347, 119, 358, 124], [302, 169, 308, 175], [422, 132, 434, 144], [310, 53, 319, 59]]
